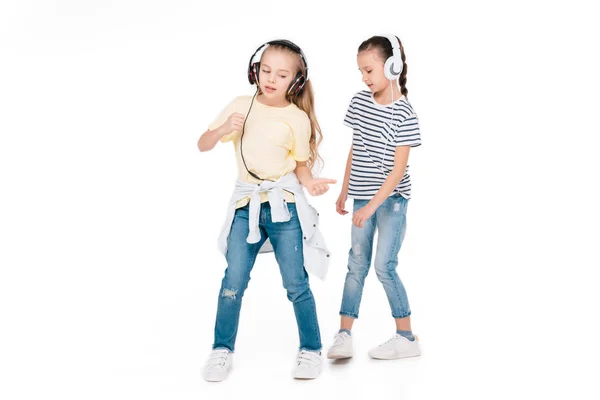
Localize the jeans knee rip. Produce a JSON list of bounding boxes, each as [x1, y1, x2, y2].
[[221, 288, 238, 300]]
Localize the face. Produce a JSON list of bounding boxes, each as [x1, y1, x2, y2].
[[357, 49, 388, 93], [258, 48, 299, 100]]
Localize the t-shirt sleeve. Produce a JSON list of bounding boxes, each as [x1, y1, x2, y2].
[[343, 96, 356, 129], [291, 113, 311, 162], [394, 113, 421, 147], [208, 97, 243, 143]]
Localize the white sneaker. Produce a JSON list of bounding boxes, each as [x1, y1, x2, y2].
[[327, 331, 353, 359], [368, 334, 421, 360], [293, 350, 322, 379], [203, 348, 233, 382]]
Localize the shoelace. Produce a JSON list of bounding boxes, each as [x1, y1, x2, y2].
[[378, 334, 401, 347], [296, 350, 320, 367], [332, 332, 348, 346], [206, 349, 229, 369]]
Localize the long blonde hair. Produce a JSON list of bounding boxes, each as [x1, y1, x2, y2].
[[262, 44, 323, 172]]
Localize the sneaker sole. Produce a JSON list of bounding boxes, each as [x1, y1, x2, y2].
[[368, 349, 421, 360], [327, 351, 353, 359], [293, 372, 320, 380], [203, 369, 230, 382]]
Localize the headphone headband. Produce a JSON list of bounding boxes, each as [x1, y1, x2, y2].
[[382, 34, 403, 80], [247, 39, 309, 95]]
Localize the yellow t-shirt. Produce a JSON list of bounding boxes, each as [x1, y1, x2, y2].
[[209, 96, 311, 208]]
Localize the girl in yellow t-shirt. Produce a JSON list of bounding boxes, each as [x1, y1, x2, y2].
[[197, 39, 335, 381]]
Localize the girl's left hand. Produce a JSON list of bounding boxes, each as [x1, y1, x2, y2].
[[353, 204, 376, 228], [305, 178, 337, 196]]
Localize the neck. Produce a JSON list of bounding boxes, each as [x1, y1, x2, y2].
[[257, 93, 291, 108], [374, 81, 403, 104]]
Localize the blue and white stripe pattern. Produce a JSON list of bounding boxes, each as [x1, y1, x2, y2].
[[344, 90, 421, 200]]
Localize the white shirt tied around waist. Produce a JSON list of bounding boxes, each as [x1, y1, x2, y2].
[[217, 172, 330, 280]]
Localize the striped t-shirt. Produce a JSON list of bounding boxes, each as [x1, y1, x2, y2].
[[344, 90, 421, 200]]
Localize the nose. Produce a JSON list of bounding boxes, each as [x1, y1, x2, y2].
[[268, 72, 275, 83], [361, 72, 368, 83]]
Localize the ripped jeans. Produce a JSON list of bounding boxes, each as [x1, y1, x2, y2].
[[212, 202, 321, 352], [339, 194, 412, 319]]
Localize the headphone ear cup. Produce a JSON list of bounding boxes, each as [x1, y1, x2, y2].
[[295, 75, 306, 95], [287, 72, 306, 96], [384, 56, 402, 80], [248, 62, 260, 85]]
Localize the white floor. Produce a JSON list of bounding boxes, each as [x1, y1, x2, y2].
[[4, 242, 595, 400]]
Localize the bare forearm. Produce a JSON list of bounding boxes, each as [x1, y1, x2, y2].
[[294, 163, 313, 186], [341, 146, 352, 193], [197, 126, 227, 152], [368, 169, 405, 209]]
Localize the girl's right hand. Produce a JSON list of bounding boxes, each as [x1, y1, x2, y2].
[[336, 191, 348, 215], [221, 112, 245, 135]]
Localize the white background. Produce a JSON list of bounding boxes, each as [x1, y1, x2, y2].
[[1, 1, 599, 399]]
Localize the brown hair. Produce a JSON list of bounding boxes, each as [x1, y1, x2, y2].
[[358, 35, 408, 97]]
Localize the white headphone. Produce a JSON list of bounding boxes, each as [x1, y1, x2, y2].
[[379, 35, 403, 181], [383, 35, 403, 80]]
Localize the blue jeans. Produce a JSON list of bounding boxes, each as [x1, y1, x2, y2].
[[212, 202, 322, 352], [340, 194, 411, 319]]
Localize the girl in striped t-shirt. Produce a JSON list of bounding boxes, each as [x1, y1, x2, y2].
[[326, 35, 423, 361]]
